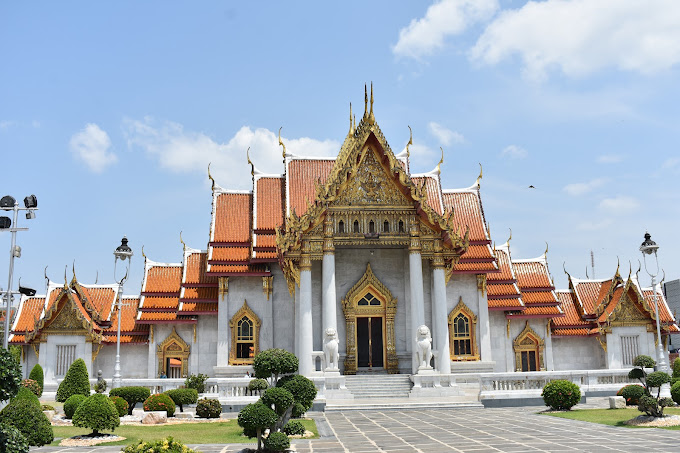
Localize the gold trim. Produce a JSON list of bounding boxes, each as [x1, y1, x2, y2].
[[341, 263, 398, 374], [262, 276, 273, 300], [448, 297, 479, 361], [513, 321, 545, 371], [32, 343, 39, 359], [193, 324, 197, 343], [476, 275, 487, 295], [157, 327, 191, 378], [149, 325, 154, 343], [219, 277, 229, 296], [229, 300, 261, 365], [92, 343, 103, 362]]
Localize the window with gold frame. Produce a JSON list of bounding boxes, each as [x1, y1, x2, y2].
[[448, 297, 479, 361], [513, 321, 545, 372], [229, 300, 261, 365]]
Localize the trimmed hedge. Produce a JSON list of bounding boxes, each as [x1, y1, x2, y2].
[[0, 399, 54, 446], [143, 393, 176, 417], [277, 374, 317, 414], [261, 387, 294, 416], [248, 378, 268, 394], [28, 365, 44, 397], [109, 396, 129, 417], [0, 348, 22, 401], [0, 423, 29, 453], [283, 419, 306, 436], [253, 348, 298, 382], [109, 386, 151, 415], [72, 394, 120, 435], [671, 380, 680, 405], [542, 380, 581, 410], [196, 398, 221, 418], [56, 359, 90, 402], [184, 374, 209, 393], [122, 437, 199, 453], [164, 388, 198, 412], [237, 402, 278, 450], [64, 394, 88, 419], [263, 431, 290, 452], [618, 384, 645, 406], [13, 387, 40, 410]]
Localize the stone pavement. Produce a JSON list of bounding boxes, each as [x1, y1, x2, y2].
[[32, 401, 680, 453]]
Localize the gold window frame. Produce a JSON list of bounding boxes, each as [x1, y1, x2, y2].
[[513, 321, 545, 371], [156, 327, 191, 378], [229, 300, 261, 365], [448, 297, 479, 361]]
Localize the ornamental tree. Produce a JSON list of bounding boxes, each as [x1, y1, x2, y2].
[[253, 348, 298, 383], [237, 402, 278, 451], [72, 394, 120, 435], [628, 354, 673, 417], [56, 359, 90, 402], [28, 364, 44, 397], [0, 348, 22, 402]]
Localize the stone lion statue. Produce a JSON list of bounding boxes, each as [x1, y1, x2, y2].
[[323, 327, 340, 371], [415, 325, 433, 370]]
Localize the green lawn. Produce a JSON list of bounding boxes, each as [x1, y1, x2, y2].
[[544, 407, 680, 429], [51, 418, 318, 446]]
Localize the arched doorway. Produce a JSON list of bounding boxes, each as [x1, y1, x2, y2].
[[342, 263, 398, 374], [156, 327, 191, 378], [513, 322, 545, 372]]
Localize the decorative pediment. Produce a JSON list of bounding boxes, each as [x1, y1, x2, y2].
[[611, 292, 649, 323], [448, 297, 477, 325], [513, 321, 545, 349], [156, 327, 190, 378], [342, 263, 397, 313], [26, 288, 102, 344]]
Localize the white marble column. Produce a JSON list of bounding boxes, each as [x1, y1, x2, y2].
[[298, 248, 314, 376], [409, 224, 426, 373], [322, 217, 337, 339], [147, 325, 157, 378], [545, 320, 554, 371], [476, 275, 492, 362], [432, 254, 451, 374], [216, 277, 230, 367]]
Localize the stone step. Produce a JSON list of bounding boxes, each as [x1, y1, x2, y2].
[[344, 374, 413, 399], [325, 399, 484, 411]]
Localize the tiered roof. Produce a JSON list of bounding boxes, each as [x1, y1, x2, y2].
[[510, 254, 563, 319]]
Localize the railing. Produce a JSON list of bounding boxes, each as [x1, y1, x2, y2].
[[476, 369, 639, 394]]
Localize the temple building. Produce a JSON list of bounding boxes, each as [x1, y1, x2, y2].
[[8, 88, 679, 390]]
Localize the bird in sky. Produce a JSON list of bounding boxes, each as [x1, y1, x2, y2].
[[528, 185, 535, 189]]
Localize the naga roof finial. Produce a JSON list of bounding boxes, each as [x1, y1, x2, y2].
[[278, 127, 287, 163], [64, 265, 68, 288], [406, 126, 413, 159], [207, 162, 215, 190], [348, 103, 354, 136], [544, 241, 549, 257], [368, 82, 375, 124], [506, 228, 512, 245], [364, 84, 368, 119], [180, 231, 186, 252], [475, 163, 483, 187], [141, 245, 147, 259], [436, 147, 444, 173], [246, 147, 254, 183], [95, 270, 98, 284]]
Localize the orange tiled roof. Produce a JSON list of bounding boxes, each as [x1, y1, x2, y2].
[[487, 248, 514, 282], [256, 177, 285, 230], [513, 260, 554, 289], [487, 284, 518, 296], [459, 244, 495, 260], [255, 234, 277, 248], [452, 261, 497, 272], [411, 176, 443, 215], [208, 263, 270, 274], [12, 297, 45, 332], [521, 291, 560, 305], [181, 287, 218, 301], [138, 312, 178, 321], [254, 250, 277, 259], [442, 190, 489, 242], [213, 192, 252, 243], [144, 265, 182, 293], [180, 302, 218, 313], [140, 297, 180, 310], [642, 288, 675, 323], [210, 247, 250, 262], [573, 280, 607, 315], [105, 298, 147, 336], [76, 285, 117, 320], [488, 297, 524, 309], [553, 291, 592, 327], [184, 251, 217, 286], [287, 159, 334, 216], [552, 328, 592, 336]]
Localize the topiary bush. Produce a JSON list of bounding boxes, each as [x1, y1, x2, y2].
[[143, 393, 176, 417], [0, 423, 29, 453], [64, 394, 88, 419], [184, 373, 209, 393], [263, 431, 290, 452], [56, 358, 90, 402], [28, 364, 44, 397], [109, 396, 129, 417], [282, 419, 306, 436], [0, 348, 22, 402], [0, 399, 53, 446], [195, 398, 222, 418], [261, 387, 294, 416], [671, 380, 680, 405], [121, 436, 199, 453], [628, 354, 673, 417], [541, 380, 581, 410], [248, 378, 268, 395], [72, 394, 120, 435], [20, 379, 40, 397], [237, 402, 278, 451], [13, 387, 40, 410], [619, 384, 645, 406], [164, 388, 198, 412], [109, 386, 151, 415], [253, 348, 298, 383], [278, 374, 317, 413]]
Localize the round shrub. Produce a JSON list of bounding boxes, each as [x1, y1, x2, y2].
[[619, 384, 645, 405], [164, 388, 198, 412], [283, 419, 306, 436], [671, 380, 680, 405], [109, 386, 151, 415], [64, 394, 88, 419], [248, 378, 268, 393], [277, 374, 317, 412], [109, 395, 129, 417], [291, 402, 306, 419], [646, 371, 671, 389], [21, 379, 40, 397], [0, 423, 29, 453], [541, 380, 581, 410], [56, 358, 90, 402], [184, 373, 209, 393], [633, 355, 656, 368], [237, 402, 278, 438], [261, 387, 294, 416], [29, 364, 44, 397], [0, 399, 53, 446], [72, 393, 120, 435], [121, 437, 199, 453], [253, 348, 299, 381], [143, 393, 176, 417], [0, 348, 22, 402], [196, 398, 222, 418], [13, 387, 40, 409], [264, 431, 290, 452]]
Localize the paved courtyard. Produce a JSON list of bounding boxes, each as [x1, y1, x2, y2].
[[32, 406, 680, 453]]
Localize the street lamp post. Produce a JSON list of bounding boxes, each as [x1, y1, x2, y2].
[[1, 195, 38, 349], [112, 236, 133, 389]]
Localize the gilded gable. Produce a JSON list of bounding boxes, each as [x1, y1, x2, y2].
[[44, 304, 86, 332]]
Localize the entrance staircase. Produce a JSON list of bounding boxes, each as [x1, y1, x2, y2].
[[344, 374, 412, 398]]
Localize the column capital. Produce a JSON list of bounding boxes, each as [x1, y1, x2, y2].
[[323, 215, 335, 253], [300, 240, 312, 270], [219, 276, 229, 296], [476, 274, 487, 295], [432, 253, 445, 269]]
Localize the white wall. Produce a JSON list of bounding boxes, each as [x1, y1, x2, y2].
[[552, 336, 605, 370]]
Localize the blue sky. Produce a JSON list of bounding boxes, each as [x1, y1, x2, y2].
[[1, 0, 679, 296]]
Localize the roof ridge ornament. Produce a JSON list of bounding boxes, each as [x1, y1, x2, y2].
[[278, 127, 287, 164], [544, 241, 549, 258], [246, 147, 254, 184], [207, 163, 215, 190], [64, 265, 68, 289], [180, 231, 186, 252], [71, 260, 77, 285], [406, 125, 413, 159], [141, 245, 147, 260], [436, 147, 444, 174], [363, 84, 368, 120], [368, 82, 375, 125], [348, 104, 354, 136], [475, 163, 483, 187]]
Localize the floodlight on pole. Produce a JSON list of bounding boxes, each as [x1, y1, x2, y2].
[[112, 236, 133, 389]]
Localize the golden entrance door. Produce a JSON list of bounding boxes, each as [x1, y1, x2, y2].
[[356, 316, 384, 368]]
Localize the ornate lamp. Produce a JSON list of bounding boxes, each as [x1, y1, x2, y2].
[[112, 236, 133, 389]]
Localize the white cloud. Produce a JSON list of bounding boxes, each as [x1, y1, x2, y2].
[[428, 122, 464, 146], [500, 144, 527, 159], [599, 196, 639, 212], [597, 154, 624, 164], [124, 118, 339, 189], [470, 0, 680, 81], [563, 178, 606, 196], [663, 157, 680, 169], [69, 123, 117, 173], [0, 121, 16, 130], [393, 0, 499, 60]]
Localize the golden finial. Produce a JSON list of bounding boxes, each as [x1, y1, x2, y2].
[[353, 114, 356, 132], [246, 147, 254, 182], [207, 163, 215, 190], [475, 163, 483, 186], [180, 231, 186, 251], [544, 242, 549, 257], [72, 260, 77, 284], [364, 84, 368, 119], [44, 266, 49, 284], [615, 257, 620, 277], [563, 261, 570, 277], [278, 127, 287, 162], [64, 265, 68, 288], [94, 270, 98, 284], [368, 82, 375, 124], [436, 147, 444, 173], [507, 228, 512, 245], [141, 245, 147, 259], [628, 261, 632, 278], [636, 259, 641, 277], [406, 126, 413, 158], [348, 103, 354, 136]]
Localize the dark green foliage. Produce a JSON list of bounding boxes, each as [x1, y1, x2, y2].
[[633, 355, 655, 368], [253, 348, 298, 382], [282, 420, 306, 436], [195, 398, 221, 418], [237, 402, 278, 451], [121, 437, 199, 453], [248, 378, 269, 394], [263, 431, 290, 452], [291, 402, 306, 419], [619, 384, 645, 405], [164, 388, 198, 412], [109, 386, 151, 415], [55, 358, 90, 402], [64, 394, 88, 419], [0, 399, 54, 446], [28, 364, 43, 397], [671, 380, 680, 404], [278, 374, 317, 411], [8, 347, 20, 366], [629, 355, 672, 417], [72, 393, 120, 435], [673, 357, 680, 378], [261, 387, 294, 416], [628, 368, 645, 380], [541, 380, 581, 410], [109, 396, 129, 417], [659, 397, 675, 408], [184, 373, 209, 393], [646, 371, 671, 388], [40, 404, 54, 411], [20, 379, 40, 397], [0, 348, 21, 401], [0, 423, 29, 453], [13, 387, 40, 410], [143, 393, 176, 417]]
